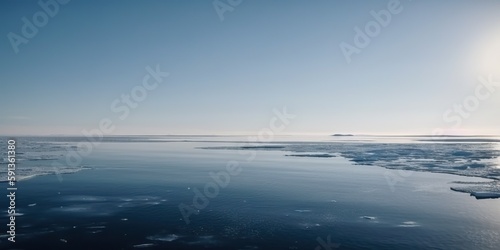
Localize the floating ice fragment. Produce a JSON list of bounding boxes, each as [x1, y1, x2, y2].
[[133, 243, 156, 248], [397, 221, 420, 227], [471, 192, 500, 199], [4, 212, 24, 217], [294, 210, 312, 213], [286, 153, 335, 158], [450, 181, 500, 199], [146, 233, 180, 242]]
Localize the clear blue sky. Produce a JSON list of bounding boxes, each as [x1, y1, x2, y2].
[[1, 0, 500, 135]]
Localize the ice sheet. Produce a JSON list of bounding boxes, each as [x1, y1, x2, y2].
[[203, 142, 500, 199], [0, 137, 87, 182]]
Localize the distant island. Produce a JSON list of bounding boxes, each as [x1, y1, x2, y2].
[[332, 134, 354, 136]]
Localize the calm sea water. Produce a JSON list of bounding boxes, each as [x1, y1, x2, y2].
[[1, 136, 500, 249]]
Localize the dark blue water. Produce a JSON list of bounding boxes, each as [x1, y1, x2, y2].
[[2, 139, 500, 249]]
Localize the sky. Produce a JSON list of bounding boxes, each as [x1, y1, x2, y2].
[[1, 0, 500, 136]]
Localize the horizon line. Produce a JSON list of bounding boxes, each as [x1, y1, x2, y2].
[[0, 133, 499, 137]]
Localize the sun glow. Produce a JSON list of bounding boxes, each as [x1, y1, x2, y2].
[[474, 35, 500, 76]]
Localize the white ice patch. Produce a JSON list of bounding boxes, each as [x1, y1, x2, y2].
[[3, 212, 24, 217], [294, 210, 312, 213], [133, 243, 157, 248], [0, 138, 88, 182], [298, 222, 321, 229], [146, 233, 180, 242], [450, 181, 500, 199], [397, 221, 420, 227]]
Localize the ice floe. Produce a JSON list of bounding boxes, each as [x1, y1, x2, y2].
[[286, 153, 335, 158], [450, 181, 500, 199], [203, 142, 500, 198], [146, 233, 180, 242], [0, 137, 89, 182], [133, 243, 157, 248], [294, 209, 312, 213], [397, 221, 420, 227]]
